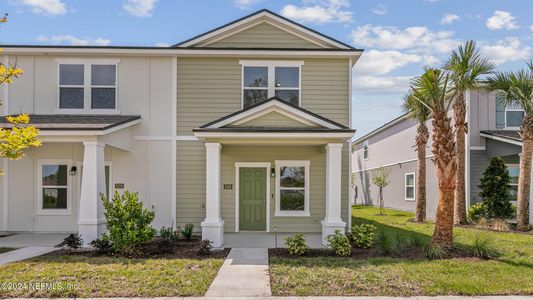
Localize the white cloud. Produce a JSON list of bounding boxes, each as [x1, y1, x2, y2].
[[37, 35, 111, 46], [480, 37, 531, 65], [154, 42, 170, 47], [280, 0, 353, 24], [233, 0, 262, 9], [441, 13, 459, 25], [371, 4, 387, 16], [352, 75, 413, 95], [123, 0, 157, 17], [530, 25, 533, 32], [486, 10, 518, 30], [350, 24, 459, 53], [17, 0, 66, 16], [354, 50, 437, 76]]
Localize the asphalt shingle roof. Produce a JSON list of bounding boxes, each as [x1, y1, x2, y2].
[[0, 114, 141, 131]]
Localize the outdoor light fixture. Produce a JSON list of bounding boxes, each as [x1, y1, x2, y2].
[[69, 166, 77, 176], [270, 167, 276, 177]]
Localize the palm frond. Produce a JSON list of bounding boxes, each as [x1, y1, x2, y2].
[[486, 67, 533, 115]]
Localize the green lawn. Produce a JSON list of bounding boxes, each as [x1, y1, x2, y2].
[[0, 247, 15, 254], [0, 253, 225, 298], [270, 205, 533, 296]]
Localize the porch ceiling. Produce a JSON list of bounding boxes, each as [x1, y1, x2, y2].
[[480, 130, 522, 146]]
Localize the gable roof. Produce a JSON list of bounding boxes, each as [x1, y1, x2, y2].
[[0, 114, 140, 131], [198, 97, 351, 131], [174, 9, 357, 50]]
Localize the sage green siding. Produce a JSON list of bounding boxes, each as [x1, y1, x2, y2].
[[206, 22, 323, 49], [232, 111, 315, 128]]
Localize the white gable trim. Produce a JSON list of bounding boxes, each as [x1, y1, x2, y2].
[[179, 11, 350, 49], [204, 100, 342, 129], [231, 107, 318, 127]]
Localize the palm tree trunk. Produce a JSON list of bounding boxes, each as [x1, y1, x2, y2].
[[517, 118, 533, 230], [431, 110, 457, 246], [416, 123, 428, 222], [453, 93, 467, 225]]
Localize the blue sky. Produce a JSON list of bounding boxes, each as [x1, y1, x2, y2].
[[1, 0, 532, 137]]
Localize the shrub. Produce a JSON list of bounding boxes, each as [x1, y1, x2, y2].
[[180, 223, 194, 240], [326, 230, 351, 257], [101, 190, 156, 254], [423, 242, 450, 260], [350, 223, 376, 249], [377, 231, 393, 255], [478, 157, 514, 219], [89, 238, 112, 252], [198, 239, 213, 255], [56, 233, 83, 249], [468, 202, 487, 222], [285, 233, 308, 256], [159, 226, 179, 242], [471, 235, 499, 259]]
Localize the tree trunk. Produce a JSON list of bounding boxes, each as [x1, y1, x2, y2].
[[379, 186, 384, 215], [517, 117, 533, 230], [431, 110, 457, 246], [453, 93, 467, 225], [416, 123, 428, 222]]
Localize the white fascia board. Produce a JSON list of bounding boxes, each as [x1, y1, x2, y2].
[[194, 131, 354, 139], [205, 100, 342, 129], [480, 133, 523, 146]]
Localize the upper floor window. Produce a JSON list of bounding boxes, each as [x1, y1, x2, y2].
[[363, 140, 369, 160], [241, 61, 302, 108], [496, 94, 525, 129], [58, 59, 119, 113]]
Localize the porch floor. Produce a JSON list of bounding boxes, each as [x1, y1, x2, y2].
[[224, 232, 323, 248], [0, 233, 69, 248]]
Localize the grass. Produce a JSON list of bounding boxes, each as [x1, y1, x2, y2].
[[0, 252, 225, 298], [270, 205, 533, 296], [0, 247, 15, 254]]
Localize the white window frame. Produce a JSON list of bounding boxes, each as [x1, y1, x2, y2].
[[275, 160, 310, 217], [36, 159, 73, 216], [405, 172, 415, 202], [56, 58, 120, 114], [506, 163, 519, 204], [240, 60, 303, 109], [363, 140, 369, 160], [504, 106, 525, 130]]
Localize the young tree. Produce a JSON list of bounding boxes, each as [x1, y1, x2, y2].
[[411, 68, 456, 246], [0, 15, 40, 170], [478, 157, 514, 219], [445, 40, 495, 225], [371, 166, 391, 215], [402, 92, 430, 222], [486, 61, 533, 230]]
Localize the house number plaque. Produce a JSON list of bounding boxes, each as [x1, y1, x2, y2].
[[223, 184, 233, 190], [115, 183, 125, 189]]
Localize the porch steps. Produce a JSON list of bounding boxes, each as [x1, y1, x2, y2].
[[0, 246, 56, 265], [205, 248, 271, 297]]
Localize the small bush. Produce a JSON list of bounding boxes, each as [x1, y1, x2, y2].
[[56, 233, 83, 249], [377, 231, 393, 255], [350, 223, 376, 249], [471, 235, 498, 259], [478, 157, 514, 219], [285, 233, 308, 256], [423, 242, 450, 260], [198, 239, 212, 255], [326, 230, 351, 257], [159, 226, 179, 242], [468, 202, 487, 222], [89, 238, 112, 252], [180, 223, 194, 240], [101, 190, 156, 254]]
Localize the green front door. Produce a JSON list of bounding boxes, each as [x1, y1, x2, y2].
[[239, 168, 267, 231]]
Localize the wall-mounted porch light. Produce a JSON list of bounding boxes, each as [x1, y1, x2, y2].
[[270, 167, 276, 177], [69, 166, 77, 176]]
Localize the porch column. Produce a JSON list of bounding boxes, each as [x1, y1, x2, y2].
[[78, 141, 106, 245], [322, 143, 346, 245], [201, 142, 224, 248]]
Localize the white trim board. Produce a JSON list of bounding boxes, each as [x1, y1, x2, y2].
[[274, 160, 311, 217], [353, 155, 436, 173], [480, 133, 523, 146], [234, 162, 271, 233], [171, 56, 177, 230]]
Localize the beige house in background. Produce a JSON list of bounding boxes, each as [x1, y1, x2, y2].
[[0, 10, 362, 247]]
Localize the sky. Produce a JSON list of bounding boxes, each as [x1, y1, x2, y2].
[[0, 0, 532, 138]]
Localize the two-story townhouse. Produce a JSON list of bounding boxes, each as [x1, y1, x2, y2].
[[0, 9, 362, 247], [352, 88, 533, 222]]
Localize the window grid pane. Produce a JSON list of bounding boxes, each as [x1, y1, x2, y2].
[[59, 88, 84, 109], [91, 87, 116, 109], [280, 189, 305, 211], [243, 67, 268, 87], [91, 65, 116, 86], [59, 64, 84, 85], [275, 67, 299, 88]]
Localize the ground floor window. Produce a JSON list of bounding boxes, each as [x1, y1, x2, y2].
[[275, 160, 310, 216], [37, 160, 72, 215], [506, 164, 519, 202], [405, 172, 415, 201]]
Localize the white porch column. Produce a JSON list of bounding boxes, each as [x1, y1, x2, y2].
[[201, 142, 224, 248], [78, 141, 106, 245], [322, 143, 346, 245]]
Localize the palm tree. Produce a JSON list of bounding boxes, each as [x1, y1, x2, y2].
[[411, 68, 456, 246], [445, 40, 495, 225], [486, 61, 533, 231], [402, 92, 431, 222]]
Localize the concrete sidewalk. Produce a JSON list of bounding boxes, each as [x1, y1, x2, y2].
[[12, 296, 533, 299], [0, 246, 56, 265], [205, 248, 271, 297]]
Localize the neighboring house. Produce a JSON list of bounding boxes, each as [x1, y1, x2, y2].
[[0, 9, 362, 247], [353, 88, 533, 222]]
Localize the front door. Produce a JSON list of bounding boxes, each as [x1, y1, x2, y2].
[[239, 167, 267, 231]]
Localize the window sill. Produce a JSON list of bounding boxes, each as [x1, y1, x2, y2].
[[275, 211, 310, 217], [405, 198, 415, 202], [55, 109, 121, 115], [36, 209, 72, 216]]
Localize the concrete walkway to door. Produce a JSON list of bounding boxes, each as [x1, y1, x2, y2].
[[205, 248, 271, 297]]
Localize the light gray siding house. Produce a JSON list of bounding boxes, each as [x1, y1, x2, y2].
[[0, 9, 362, 247], [352, 88, 533, 222]]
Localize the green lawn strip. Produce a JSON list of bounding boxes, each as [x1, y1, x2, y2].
[[0, 247, 16, 254], [0, 254, 224, 298], [269, 205, 533, 296]]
